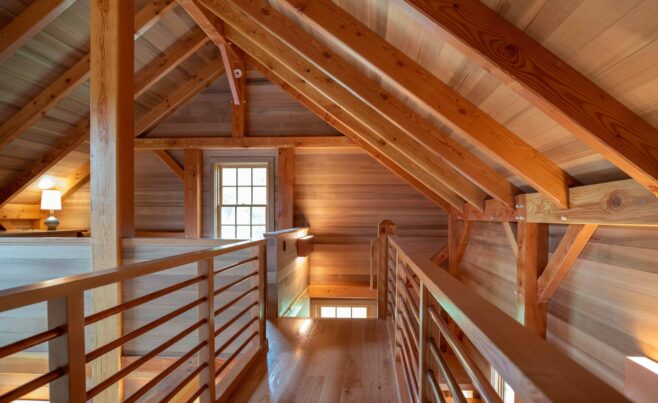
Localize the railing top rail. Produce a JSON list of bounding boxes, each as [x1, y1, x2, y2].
[[0, 238, 265, 313], [388, 235, 628, 403]]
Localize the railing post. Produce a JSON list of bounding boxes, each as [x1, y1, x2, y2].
[[417, 283, 430, 402], [48, 292, 86, 402], [197, 258, 216, 402], [377, 219, 396, 319], [258, 243, 267, 347]]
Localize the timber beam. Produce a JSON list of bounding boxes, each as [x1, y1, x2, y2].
[[135, 136, 353, 150], [202, 0, 485, 211], [406, 0, 658, 199]]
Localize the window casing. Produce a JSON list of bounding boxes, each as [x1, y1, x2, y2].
[[215, 162, 273, 240]]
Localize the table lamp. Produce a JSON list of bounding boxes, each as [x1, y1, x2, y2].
[[41, 189, 62, 230]]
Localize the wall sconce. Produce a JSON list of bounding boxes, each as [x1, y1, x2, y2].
[[40, 189, 62, 230], [297, 235, 314, 257]]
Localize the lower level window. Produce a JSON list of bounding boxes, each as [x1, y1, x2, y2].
[[319, 306, 368, 319], [217, 162, 270, 239]]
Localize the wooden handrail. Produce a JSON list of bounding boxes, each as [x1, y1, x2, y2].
[[387, 234, 629, 402], [0, 238, 264, 312]]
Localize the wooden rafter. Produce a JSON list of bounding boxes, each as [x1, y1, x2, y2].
[[0, 55, 90, 150], [0, 0, 76, 63], [202, 0, 518, 211], [178, 0, 242, 105], [209, 5, 480, 211], [135, 136, 352, 149], [283, 0, 577, 208], [242, 38, 461, 212], [60, 161, 90, 200], [407, 0, 658, 199], [152, 150, 184, 181], [134, 28, 210, 97], [537, 224, 598, 304], [134, 0, 179, 39], [0, 27, 211, 209], [430, 245, 449, 266], [135, 59, 224, 136], [0, 2, 178, 152]]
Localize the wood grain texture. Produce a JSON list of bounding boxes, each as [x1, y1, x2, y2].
[[0, 0, 76, 63], [152, 150, 184, 181], [226, 318, 397, 402], [89, 0, 134, 399], [537, 224, 598, 303], [276, 148, 294, 230], [523, 179, 658, 226], [406, 0, 658, 197], [460, 222, 658, 392], [516, 221, 548, 338], [210, 1, 489, 211], [232, 30, 465, 211], [295, 148, 447, 286], [282, 0, 574, 208], [184, 149, 203, 238]]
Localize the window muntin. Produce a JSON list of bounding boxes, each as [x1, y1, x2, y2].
[[217, 164, 269, 239]]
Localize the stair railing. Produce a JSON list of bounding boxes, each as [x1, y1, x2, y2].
[[384, 229, 628, 403], [0, 238, 266, 402]]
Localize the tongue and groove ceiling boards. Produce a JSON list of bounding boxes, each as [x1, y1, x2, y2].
[[0, 0, 657, 215]]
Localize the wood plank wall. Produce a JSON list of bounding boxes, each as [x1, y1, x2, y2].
[[295, 148, 447, 285], [459, 222, 658, 391]]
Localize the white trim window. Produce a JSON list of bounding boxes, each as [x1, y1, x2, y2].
[[216, 162, 270, 239]]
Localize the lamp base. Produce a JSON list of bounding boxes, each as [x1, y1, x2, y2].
[[44, 215, 60, 231]]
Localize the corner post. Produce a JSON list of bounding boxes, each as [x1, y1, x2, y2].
[[197, 258, 217, 402], [184, 149, 203, 239], [48, 292, 86, 402], [516, 197, 549, 337], [377, 219, 396, 318], [90, 0, 134, 400]]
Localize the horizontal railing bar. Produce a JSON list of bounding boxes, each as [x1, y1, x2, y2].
[[396, 341, 418, 402], [214, 286, 258, 317], [0, 326, 64, 361], [162, 362, 208, 402], [86, 318, 206, 400], [86, 297, 206, 363], [398, 278, 420, 324], [215, 317, 258, 358], [85, 274, 206, 326], [428, 306, 502, 403], [214, 302, 258, 337], [214, 271, 259, 296], [426, 370, 447, 403], [398, 300, 419, 352], [124, 340, 207, 403], [0, 367, 64, 403], [214, 256, 258, 275], [215, 331, 258, 376], [398, 322, 419, 371], [0, 239, 265, 313], [427, 337, 467, 403], [388, 235, 628, 402]]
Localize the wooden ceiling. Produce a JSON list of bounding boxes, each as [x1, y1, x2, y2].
[[0, 0, 656, 211]]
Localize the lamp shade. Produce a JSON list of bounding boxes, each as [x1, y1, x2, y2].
[[41, 190, 62, 211]]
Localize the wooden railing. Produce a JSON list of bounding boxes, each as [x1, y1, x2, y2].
[[0, 238, 266, 402], [385, 234, 629, 403]]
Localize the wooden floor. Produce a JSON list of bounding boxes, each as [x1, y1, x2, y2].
[[228, 318, 399, 403]]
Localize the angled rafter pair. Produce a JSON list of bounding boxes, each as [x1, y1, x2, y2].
[[201, 0, 498, 212], [0, 2, 223, 209]]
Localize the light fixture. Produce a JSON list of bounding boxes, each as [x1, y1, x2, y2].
[[40, 190, 62, 230], [37, 177, 56, 190]]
